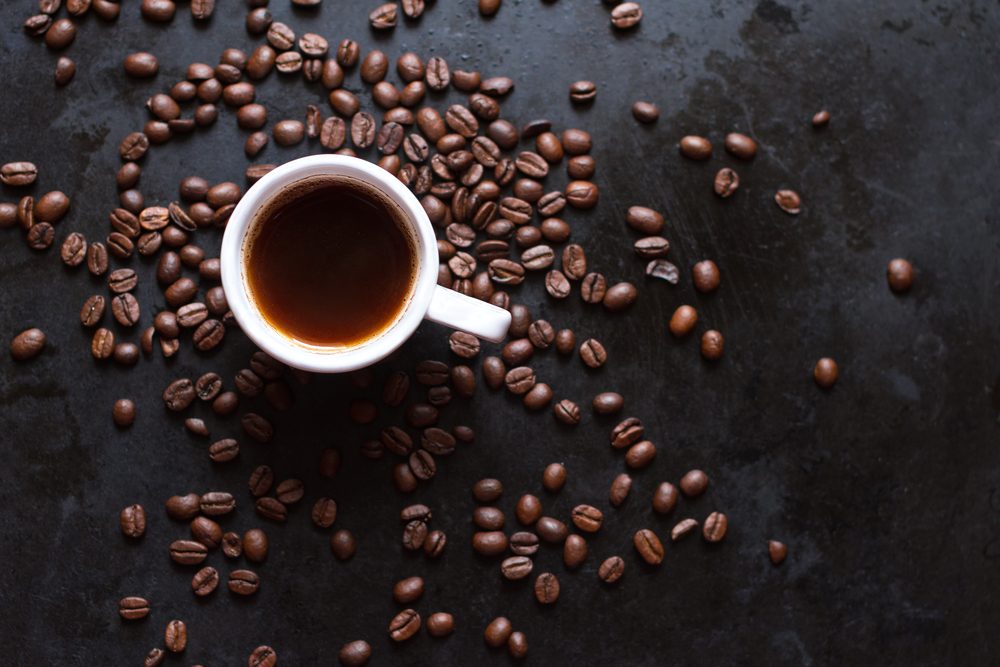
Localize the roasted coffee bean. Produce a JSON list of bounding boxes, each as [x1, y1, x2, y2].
[[193, 319, 225, 351], [23, 14, 53, 37], [44, 17, 76, 49], [403, 520, 428, 550], [478, 0, 501, 16], [634, 528, 664, 565], [489, 258, 525, 285], [200, 491, 235, 516], [26, 222, 55, 249], [474, 506, 505, 531], [515, 151, 548, 178], [164, 619, 187, 653], [545, 270, 571, 298], [190, 516, 222, 549], [668, 305, 698, 337], [610, 473, 632, 507], [565, 180, 599, 209], [774, 189, 801, 214], [714, 167, 740, 198], [692, 260, 721, 293], [208, 438, 239, 463], [246, 45, 275, 79], [608, 417, 642, 449], [266, 21, 295, 50], [143, 648, 165, 667], [469, 93, 500, 120], [243, 528, 269, 562], [534, 572, 560, 604], [393, 462, 417, 493], [724, 132, 757, 159], [579, 339, 607, 368], [564, 534, 588, 568], [611, 2, 643, 28], [338, 640, 371, 666], [679, 135, 712, 160], [242, 412, 274, 443], [248, 646, 277, 667], [675, 470, 709, 498], [166, 493, 200, 521], [625, 440, 656, 468], [16, 195, 33, 231], [472, 530, 508, 556], [247, 465, 274, 498], [769, 540, 788, 564], [409, 449, 437, 480], [813, 357, 839, 388], [634, 236, 670, 259], [273, 119, 304, 146], [577, 272, 606, 305], [191, 566, 219, 596], [484, 616, 512, 647], [553, 399, 581, 425], [536, 516, 568, 544], [632, 100, 659, 123], [229, 569, 260, 595], [119, 596, 150, 620], [424, 529, 447, 557], [389, 609, 421, 643], [153, 311, 179, 339], [393, 576, 424, 605], [109, 267, 139, 294], [221, 532, 242, 559], [812, 109, 831, 127], [423, 612, 454, 639], [255, 497, 287, 522], [330, 529, 358, 561], [510, 531, 539, 556], [703, 512, 728, 542], [445, 104, 479, 138], [350, 112, 376, 148], [91, 328, 114, 360], [472, 478, 503, 503], [887, 258, 914, 293], [700, 330, 724, 360], [523, 383, 553, 410], [482, 356, 506, 390], [422, 427, 457, 455], [651, 482, 680, 515], [541, 462, 567, 493], [521, 245, 554, 271], [10, 327, 45, 362], [571, 505, 603, 533], [569, 80, 596, 104], [163, 378, 195, 411], [55, 56, 76, 86], [111, 293, 140, 327], [593, 392, 624, 415], [603, 282, 637, 311], [551, 330, 575, 356], [79, 295, 105, 327], [500, 555, 533, 581], [1, 162, 38, 187], [170, 539, 208, 565], [119, 504, 146, 538], [599, 555, 625, 584], [370, 2, 398, 29], [504, 366, 536, 395], [526, 320, 555, 349], [113, 343, 139, 367]]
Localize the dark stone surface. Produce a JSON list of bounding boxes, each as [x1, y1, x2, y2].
[[1, 0, 999, 664]]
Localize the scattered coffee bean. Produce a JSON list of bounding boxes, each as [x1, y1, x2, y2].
[[633, 528, 664, 565], [166, 493, 200, 521], [774, 189, 801, 214], [652, 482, 679, 514], [700, 330, 724, 360], [501, 555, 533, 580], [887, 258, 913, 293], [632, 101, 659, 123], [169, 539, 208, 565], [389, 609, 421, 642], [671, 518, 699, 541], [703, 511, 728, 542], [609, 473, 632, 507], [228, 569, 261, 595], [579, 338, 607, 368], [338, 640, 372, 666], [598, 556, 625, 583], [680, 469, 709, 497], [192, 566, 219, 596], [714, 167, 739, 197], [534, 572, 560, 604], [426, 612, 454, 637], [120, 504, 146, 538], [692, 260, 720, 292], [679, 135, 712, 160], [119, 596, 151, 620], [113, 399, 136, 427], [812, 110, 831, 127], [668, 305, 698, 337], [484, 616, 512, 647], [593, 392, 624, 415], [10, 328, 45, 361], [813, 357, 839, 388], [569, 80, 596, 104], [164, 619, 187, 653], [768, 540, 788, 564]]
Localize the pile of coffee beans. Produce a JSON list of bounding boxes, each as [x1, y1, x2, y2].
[[3, 2, 920, 665]]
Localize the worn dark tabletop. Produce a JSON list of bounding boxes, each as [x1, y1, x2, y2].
[[2, 0, 999, 664]]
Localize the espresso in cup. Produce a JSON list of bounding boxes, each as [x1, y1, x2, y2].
[[243, 175, 419, 348]]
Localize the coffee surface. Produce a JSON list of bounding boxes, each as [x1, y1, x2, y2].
[[245, 177, 417, 348]]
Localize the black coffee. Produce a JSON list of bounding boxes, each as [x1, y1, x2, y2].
[[245, 176, 418, 348]]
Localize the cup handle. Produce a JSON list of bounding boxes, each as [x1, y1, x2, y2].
[[425, 285, 511, 343]]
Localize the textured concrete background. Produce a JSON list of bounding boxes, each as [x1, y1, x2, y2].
[[1, 0, 999, 664]]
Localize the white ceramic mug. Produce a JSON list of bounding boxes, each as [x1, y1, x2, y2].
[[221, 155, 511, 373]]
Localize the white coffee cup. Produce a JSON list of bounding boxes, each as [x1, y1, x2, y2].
[[221, 155, 511, 373]]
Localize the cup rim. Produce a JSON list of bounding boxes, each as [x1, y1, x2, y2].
[[220, 155, 439, 373]]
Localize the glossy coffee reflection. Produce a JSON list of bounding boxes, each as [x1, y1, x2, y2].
[[244, 176, 417, 348]]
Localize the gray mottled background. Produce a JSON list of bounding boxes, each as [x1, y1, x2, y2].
[[1, 0, 998, 664]]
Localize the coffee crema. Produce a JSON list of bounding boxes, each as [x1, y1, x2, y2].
[[243, 176, 418, 349]]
